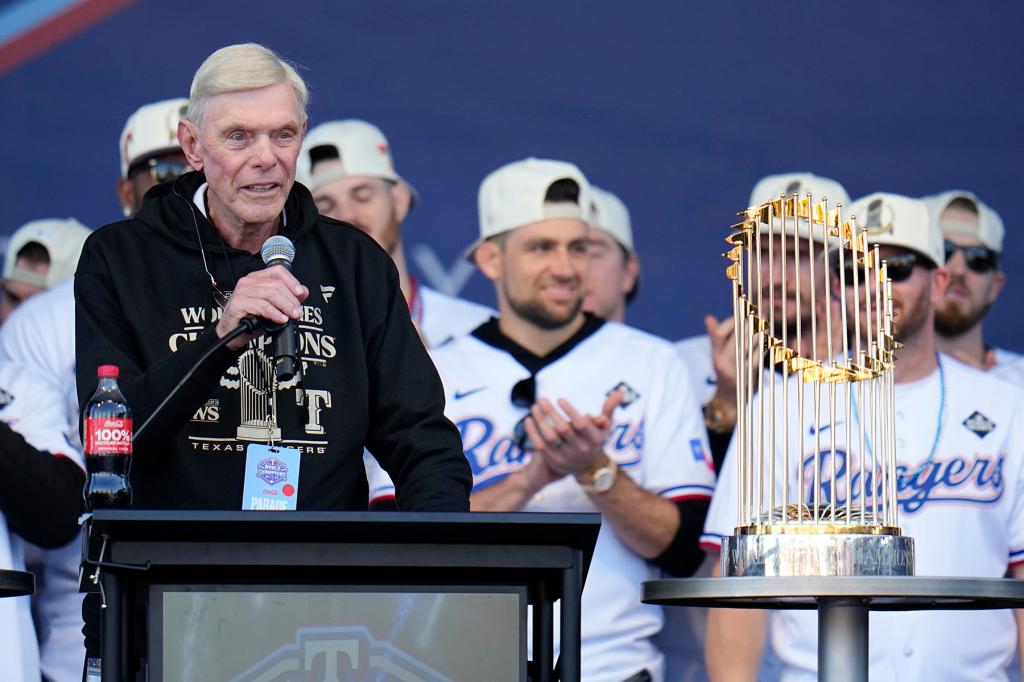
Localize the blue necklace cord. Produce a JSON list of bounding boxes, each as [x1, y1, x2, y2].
[[850, 351, 945, 463]]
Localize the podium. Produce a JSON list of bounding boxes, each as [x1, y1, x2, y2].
[[85, 510, 600, 682]]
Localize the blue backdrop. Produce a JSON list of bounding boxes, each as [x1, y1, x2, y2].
[[2, 0, 1022, 345]]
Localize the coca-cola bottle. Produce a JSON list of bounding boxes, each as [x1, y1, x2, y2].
[[83, 365, 133, 509]]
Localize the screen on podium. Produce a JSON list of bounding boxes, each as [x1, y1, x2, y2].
[[150, 585, 525, 682]]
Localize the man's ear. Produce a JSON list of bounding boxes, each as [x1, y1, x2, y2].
[[987, 269, 1006, 305], [474, 240, 503, 282], [177, 120, 204, 171], [390, 182, 413, 223], [115, 178, 134, 217], [621, 252, 640, 296], [931, 266, 951, 304]]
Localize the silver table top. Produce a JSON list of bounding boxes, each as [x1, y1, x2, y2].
[[643, 576, 1024, 611]]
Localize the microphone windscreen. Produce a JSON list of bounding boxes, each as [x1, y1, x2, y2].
[[261, 235, 295, 267]]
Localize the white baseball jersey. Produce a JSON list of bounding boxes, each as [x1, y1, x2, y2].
[[675, 334, 716, 407], [703, 354, 1024, 681], [0, 362, 85, 682], [23, 540, 84, 682], [363, 284, 493, 504], [992, 353, 1024, 388], [416, 284, 494, 349], [371, 319, 715, 681], [0, 285, 89, 682], [994, 347, 1022, 368], [0, 279, 78, 448]]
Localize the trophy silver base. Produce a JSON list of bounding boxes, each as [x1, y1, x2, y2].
[[722, 530, 914, 577], [236, 425, 282, 441]]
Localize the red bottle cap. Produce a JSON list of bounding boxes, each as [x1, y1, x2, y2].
[[97, 365, 119, 378]]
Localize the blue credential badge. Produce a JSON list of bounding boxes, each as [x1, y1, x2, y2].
[[242, 444, 301, 511]]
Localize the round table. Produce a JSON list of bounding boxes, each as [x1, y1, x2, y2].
[[643, 576, 1024, 681]]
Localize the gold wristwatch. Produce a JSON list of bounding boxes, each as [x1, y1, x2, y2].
[[703, 397, 736, 433], [579, 458, 618, 494]]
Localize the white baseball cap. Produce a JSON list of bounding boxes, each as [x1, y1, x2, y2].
[[749, 172, 851, 207], [589, 186, 634, 252], [749, 172, 851, 245], [119, 98, 188, 178], [920, 190, 1004, 253], [848, 192, 943, 267], [3, 218, 92, 289], [471, 158, 591, 260], [296, 120, 419, 204]]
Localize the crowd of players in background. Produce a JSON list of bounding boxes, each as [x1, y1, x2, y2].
[[0, 80, 1021, 682]]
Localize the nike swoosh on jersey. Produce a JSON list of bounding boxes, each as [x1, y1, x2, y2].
[[809, 421, 844, 436], [705, 376, 717, 386], [453, 387, 486, 400]]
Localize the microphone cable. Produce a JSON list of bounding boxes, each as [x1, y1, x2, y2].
[[133, 317, 256, 442]]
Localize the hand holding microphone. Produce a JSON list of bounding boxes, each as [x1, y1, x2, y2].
[[214, 237, 308, 367]]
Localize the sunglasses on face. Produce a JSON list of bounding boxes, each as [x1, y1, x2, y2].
[[838, 251, 931, 285], [135, 158, 191, 184], [511, 376, 537, 451], [944, 240, 999, 274]]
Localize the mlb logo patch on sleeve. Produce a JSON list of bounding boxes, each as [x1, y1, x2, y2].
[[963, 410, 996, 438], [690, 438, 714, 472]]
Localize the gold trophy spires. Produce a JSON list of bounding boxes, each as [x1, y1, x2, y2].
[[722, 193, 913, 577]]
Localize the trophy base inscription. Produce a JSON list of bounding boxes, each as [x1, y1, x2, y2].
[[723, 530, 915, 577]]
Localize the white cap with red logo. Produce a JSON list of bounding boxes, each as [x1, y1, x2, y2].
[[118, 98, 188, 178]]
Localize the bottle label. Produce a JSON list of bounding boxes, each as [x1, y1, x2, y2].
[[85, 417, 133, 455]]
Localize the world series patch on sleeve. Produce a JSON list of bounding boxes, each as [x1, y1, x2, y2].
[[242, 444, 301, 510]]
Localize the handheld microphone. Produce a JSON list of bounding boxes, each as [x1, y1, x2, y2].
[[260, 236, 301, 383]]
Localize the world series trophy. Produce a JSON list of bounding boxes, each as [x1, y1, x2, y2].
[[721, 192, 914, 577], [643, 192, 1024, 682]]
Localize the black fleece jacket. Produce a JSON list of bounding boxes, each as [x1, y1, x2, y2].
[[74, 172, 471, 512]]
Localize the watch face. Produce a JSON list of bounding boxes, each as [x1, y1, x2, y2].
[[592, 467, 615, 493]]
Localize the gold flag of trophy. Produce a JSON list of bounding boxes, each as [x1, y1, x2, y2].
[[721, 192, 914, 577]]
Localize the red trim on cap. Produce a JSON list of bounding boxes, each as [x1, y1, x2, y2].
[[0, 0, 136, 75], [699, 540, 721, 554]]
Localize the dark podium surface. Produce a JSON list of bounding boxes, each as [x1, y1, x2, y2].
[[86, 510, 600, 682]]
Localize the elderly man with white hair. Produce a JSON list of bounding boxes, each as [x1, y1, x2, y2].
[[75, 43, 472, 675]]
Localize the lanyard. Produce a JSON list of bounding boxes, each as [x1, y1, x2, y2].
[[851, 352, 945, 463]]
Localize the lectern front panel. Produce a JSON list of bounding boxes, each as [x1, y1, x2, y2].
[[150, 585, 525, 682]]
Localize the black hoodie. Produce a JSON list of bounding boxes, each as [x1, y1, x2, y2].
[[74, 171, 471, 512]]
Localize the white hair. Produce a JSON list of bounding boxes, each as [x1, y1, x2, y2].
[[185, 43, 308, 128]]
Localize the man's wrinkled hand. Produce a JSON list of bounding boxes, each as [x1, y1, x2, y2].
[[215, 266, 309, 350]]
